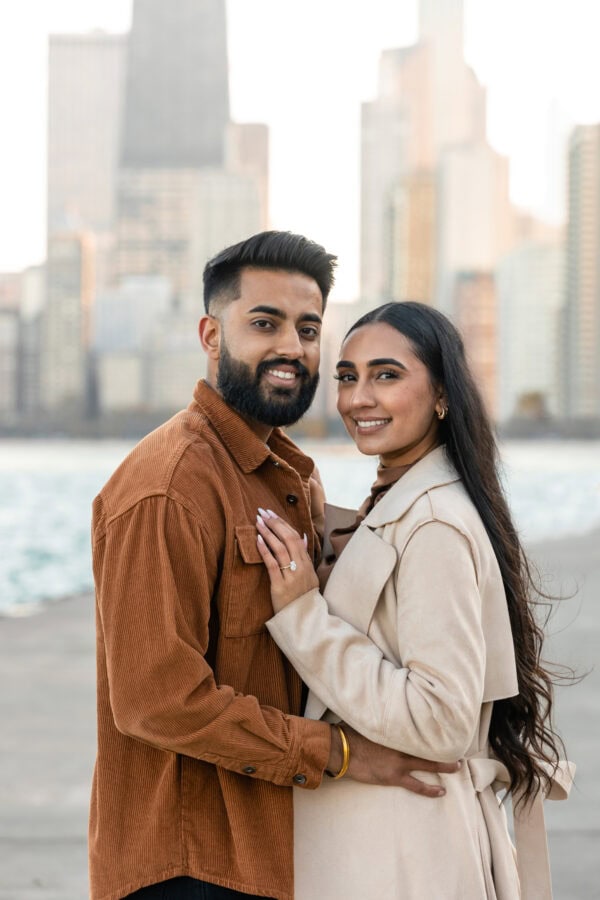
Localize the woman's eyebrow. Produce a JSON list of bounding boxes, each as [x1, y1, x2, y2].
[[336, 358, 407, 370], [335, 359, 356, 370], [366, 357, 407, 370]]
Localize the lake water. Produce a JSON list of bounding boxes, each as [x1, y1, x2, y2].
[[0, 438, 598, 616]]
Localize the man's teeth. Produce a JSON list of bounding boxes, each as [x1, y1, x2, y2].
[[356, 419, 389, 428], [268, 369, 296, 380]]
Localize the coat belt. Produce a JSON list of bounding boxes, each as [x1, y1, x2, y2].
[[466, 755, 575, 900]]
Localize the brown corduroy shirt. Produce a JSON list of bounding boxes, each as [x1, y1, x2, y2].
[[89, 381, 331, 900]]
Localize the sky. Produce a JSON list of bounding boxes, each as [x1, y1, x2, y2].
[[1, 0, 600, 300]]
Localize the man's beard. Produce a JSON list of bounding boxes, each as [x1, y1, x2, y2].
[[216, 341, 320, 427]]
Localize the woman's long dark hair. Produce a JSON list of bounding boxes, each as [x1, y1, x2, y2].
[[345, 301, 565, 802]]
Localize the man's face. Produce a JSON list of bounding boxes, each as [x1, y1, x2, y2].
[[214, 268, 323, 428]]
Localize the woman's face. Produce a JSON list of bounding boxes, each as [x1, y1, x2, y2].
[[336, 322, 445, 467]]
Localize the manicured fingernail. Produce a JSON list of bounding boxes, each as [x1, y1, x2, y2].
[[437, 788, 445, 796], [256, 514, 264, 525], [257, 534, 265, 545], [303, 533, 308, 548], [456, 760, 462, 769], [258, 507, 269, 517], [266, 509, 278, 518]]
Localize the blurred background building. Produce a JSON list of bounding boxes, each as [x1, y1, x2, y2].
[[1, 0, 599, 436], [7, 0, 269, 433]]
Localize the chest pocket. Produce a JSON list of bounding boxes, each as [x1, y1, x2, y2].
[[221, 525, 273, 637]]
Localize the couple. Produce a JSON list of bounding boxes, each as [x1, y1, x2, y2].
[[90, 231, 571, 900]]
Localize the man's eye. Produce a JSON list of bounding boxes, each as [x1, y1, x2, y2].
[[252, 319, 273, 329], [300, 326, 319, 339]]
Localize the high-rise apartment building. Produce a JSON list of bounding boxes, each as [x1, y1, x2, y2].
[[0, 274, 21, 423], [41, 232, 95, 415], [42, 32, 126, 418], [47, 33, 126, 235], [17, 265, 45, 417], [496, 236, 564, 422], [563, 124, 600, 419]]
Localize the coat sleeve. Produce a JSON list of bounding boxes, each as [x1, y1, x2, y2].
[[94, 494, 331, 787], [266, 521, 486, 761]]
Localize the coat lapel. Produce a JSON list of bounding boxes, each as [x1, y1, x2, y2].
[[304, 526, 398, 722], [323, 525, 398, 633]]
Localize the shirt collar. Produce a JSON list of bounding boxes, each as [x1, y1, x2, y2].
[[190, 380, 315, 478]]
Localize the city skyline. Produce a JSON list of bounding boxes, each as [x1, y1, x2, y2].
[[1, 0, 600, 299]]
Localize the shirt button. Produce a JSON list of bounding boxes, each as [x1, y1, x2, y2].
[[243, 766, 257, 775], [271, 459, 280, 467], [286, 494, 298, 505], [293, 773, 307, 785]]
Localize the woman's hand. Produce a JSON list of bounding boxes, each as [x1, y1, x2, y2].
[[256, 509, 319, 613]]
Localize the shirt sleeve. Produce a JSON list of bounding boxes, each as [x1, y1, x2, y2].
[[266, 521, 486, 761], [94, 494, 331, 787]]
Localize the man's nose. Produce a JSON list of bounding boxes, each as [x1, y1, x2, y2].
[[276, 326, 304, 358]]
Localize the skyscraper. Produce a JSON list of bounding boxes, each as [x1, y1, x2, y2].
[[121, 0, 229, 168], [41, 232, 95, 415], [359, 0, 487, 303], [436, 142, 513, 315], [47, 32, 126, 234], [563, 124, 600, 420], [496, 234, 564, 422], [43, 32, 126, 418]]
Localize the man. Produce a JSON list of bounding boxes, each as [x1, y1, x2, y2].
[[90, 231, 458, 900]]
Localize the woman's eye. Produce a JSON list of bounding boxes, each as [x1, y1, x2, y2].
[[377, 370, 399, 381], [333, 372, 355, 383]]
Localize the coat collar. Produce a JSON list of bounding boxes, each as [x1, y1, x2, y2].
[[362, 445, 460, 528]]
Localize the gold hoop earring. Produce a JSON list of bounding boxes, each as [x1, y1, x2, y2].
[[437, 406, 448, 420]]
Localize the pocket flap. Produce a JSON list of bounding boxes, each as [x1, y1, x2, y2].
[[235, 524, 263, 564]]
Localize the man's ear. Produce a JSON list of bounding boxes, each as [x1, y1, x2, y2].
[[199, 315, 221, 360]]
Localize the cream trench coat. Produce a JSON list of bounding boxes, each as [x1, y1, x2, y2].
[[267, 446, 573, 900]]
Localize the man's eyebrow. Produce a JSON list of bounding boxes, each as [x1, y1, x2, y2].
[[248, 305, 322, 325], [248, 305, 286, 318], [335, 357, 408, 370]]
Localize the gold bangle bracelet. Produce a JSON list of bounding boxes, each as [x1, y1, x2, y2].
[[330, 724, 350, 780]]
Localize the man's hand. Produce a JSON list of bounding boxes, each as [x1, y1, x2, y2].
[[327, 724, 460, 798]]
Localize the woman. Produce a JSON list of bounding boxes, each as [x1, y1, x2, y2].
[[255, 302, 572, 900]]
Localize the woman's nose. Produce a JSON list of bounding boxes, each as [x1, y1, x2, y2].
[[348, 380, 376, 408]]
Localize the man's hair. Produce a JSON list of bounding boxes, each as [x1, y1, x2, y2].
[[202, 230, 337, 313]]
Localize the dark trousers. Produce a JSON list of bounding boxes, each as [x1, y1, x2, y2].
[[125, 875, 275, 899]]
